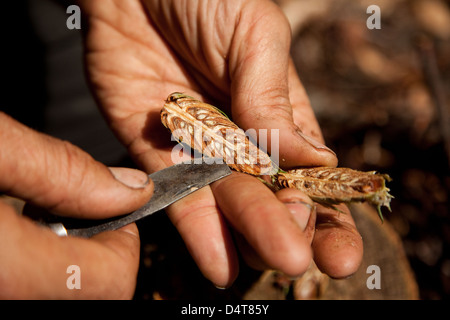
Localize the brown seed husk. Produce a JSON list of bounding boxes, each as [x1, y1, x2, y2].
[[161, 92, 393, 222], [274, 167, 393, 221], [161, 93, 277, 175]]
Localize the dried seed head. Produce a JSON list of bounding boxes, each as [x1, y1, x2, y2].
[[161, 93, 393, 222], [275, 167, 393, 221], [161, 92, 277, 175]]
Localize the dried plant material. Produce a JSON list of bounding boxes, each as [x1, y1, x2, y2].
[[161, 93, 277, 175], [161, 92, 392, 222], [274, 167, 393, 221]]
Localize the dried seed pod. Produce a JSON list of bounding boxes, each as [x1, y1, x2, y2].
[[161, 92, 277, 175], [161, 92, 393, 222], [274, 167, 393, 221]]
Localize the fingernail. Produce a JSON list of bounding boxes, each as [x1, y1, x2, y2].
[[214, 285, 228, 290], [117, 224, 140, 239], [284, 200, 314, 231], [109, 167, 150, 189], [297, 130, 336, 156]]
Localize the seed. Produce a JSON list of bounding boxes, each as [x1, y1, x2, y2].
[[274, 167, 392, 221], [160, 92, 392, 222], [161, 92, 277, 176]]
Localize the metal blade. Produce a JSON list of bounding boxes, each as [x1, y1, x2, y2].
[[66, 159, 231, 238]]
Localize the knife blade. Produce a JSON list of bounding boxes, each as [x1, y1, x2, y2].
[[44, 159, 231, 238]]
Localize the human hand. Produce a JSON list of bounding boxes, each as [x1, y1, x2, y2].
[[79, 0, 362, 287], [0, 112, 153, 299]]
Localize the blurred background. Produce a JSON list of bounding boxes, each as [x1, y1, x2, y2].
[[279, 0, 450, 299], [1, 0, 449, 299]]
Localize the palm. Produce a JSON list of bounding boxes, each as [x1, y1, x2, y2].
[[80, 0, 363, 287], [83, 6, 194, 171], [83, 0, 304, 170]]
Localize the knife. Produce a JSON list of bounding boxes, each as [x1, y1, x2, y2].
[[41, 160, 231, 238]]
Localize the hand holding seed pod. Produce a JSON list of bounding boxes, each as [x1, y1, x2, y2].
[[161, 92, 393, 222]]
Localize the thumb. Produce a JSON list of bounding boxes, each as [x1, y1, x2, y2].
[[0, 112, 153, 218], [229, 2, 337, 168]]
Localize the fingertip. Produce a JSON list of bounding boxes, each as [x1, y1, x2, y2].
[[313, 231, 363, 279], [277, 239, 313, 278], [108, 167, 155, 212], [234, 226, 312, 279], [257, 210, 313, 278], [117, 223, 140, 241], [72, 167, 154, 219], [312, 214, 364, 279], [209, 264, 240, 289], [278, 128, 338, 168], [109, 167, 152, 190], [196, 236, 240, 289]]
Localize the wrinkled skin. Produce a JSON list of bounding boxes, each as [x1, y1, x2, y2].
[[0, 0, 363, 299], [0, 112, 154, 299], [79, 0, 363, 287]]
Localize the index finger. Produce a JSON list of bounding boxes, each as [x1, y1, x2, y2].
[[211, 172, 313, 277]]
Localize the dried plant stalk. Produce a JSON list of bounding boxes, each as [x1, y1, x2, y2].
[[161, 92, 277, 175], [161, 92, 393, 221], [275, 167, 393, 221]]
